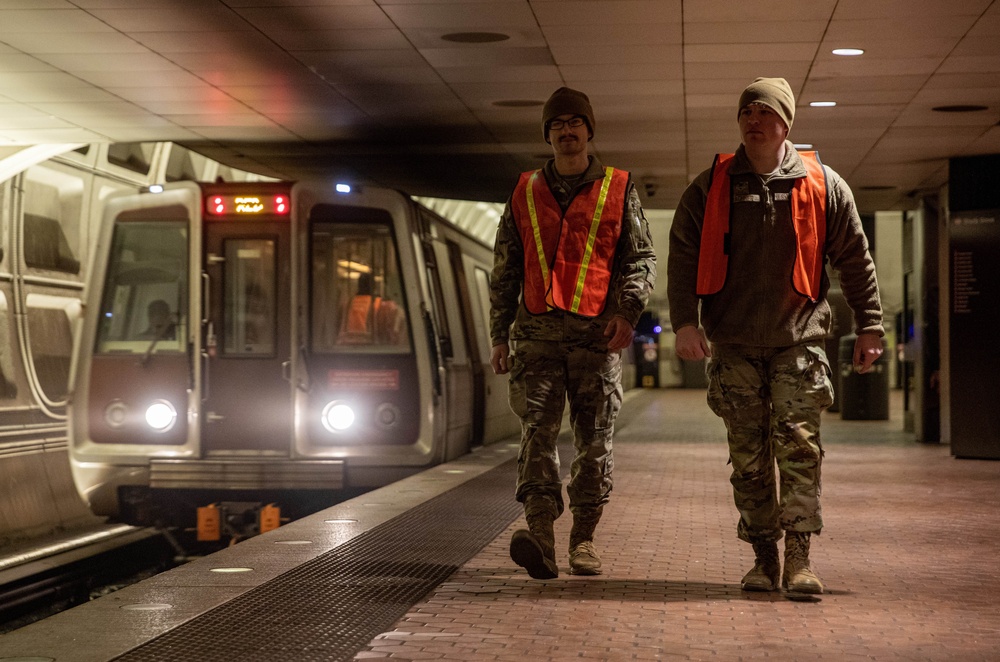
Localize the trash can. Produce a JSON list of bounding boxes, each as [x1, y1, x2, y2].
[[838, 334, 889, 420]]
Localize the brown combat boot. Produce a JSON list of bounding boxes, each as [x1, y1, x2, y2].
[[782, 532, 824, 594], [568, 508, 603, 575], [740, 541, 781, 591], [510, 512, 558, 579]]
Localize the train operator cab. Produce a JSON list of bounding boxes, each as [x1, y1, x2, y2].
[[68, 180, 516, 540]]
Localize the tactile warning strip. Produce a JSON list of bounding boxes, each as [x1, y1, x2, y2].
[[113, 459, 524, 662]]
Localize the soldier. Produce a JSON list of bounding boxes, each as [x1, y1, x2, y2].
[[668, 77, 884, 594], [490, 87, 656, 579]]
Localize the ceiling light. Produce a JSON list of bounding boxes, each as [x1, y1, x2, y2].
[[793, 143, 814, 149], [441, 32, 510, 43], [932, 105, 988, 113], [832, 48, 864, 56], [810, 101, 837, 107]]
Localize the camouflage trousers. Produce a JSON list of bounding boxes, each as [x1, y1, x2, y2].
[[706, 342, 834, 543], [508, 338, 622, 521]]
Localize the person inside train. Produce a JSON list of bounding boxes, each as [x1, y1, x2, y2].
[[339, 272, 404, 345], [489, 86, 657, 579], [138, 298, 176, 340], [667, 77, 885, 595]]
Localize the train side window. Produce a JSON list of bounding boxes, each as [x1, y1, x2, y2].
[[417, 211, 453, 359], [473, 267, 493, 363], [95, 221, 188, 354], [223, 238, 275, 356], [22, 167, 84, 275], [310, 219, 410, 354]]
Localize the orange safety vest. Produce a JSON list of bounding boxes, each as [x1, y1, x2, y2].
[[345, 294, 380, 333], [697, 152, 828, 301], [511, 167, 628, 317]]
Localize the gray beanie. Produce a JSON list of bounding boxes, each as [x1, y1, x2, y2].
[[542, 87, 595, 142], [738, 77, 795, 130]]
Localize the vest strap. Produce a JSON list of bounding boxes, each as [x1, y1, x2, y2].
[[571, 166, 615, 313]]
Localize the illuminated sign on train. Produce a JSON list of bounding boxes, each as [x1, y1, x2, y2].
[[205, 193, 290, 217]]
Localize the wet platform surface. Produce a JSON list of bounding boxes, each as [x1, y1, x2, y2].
[[0, 388, 997, 661]]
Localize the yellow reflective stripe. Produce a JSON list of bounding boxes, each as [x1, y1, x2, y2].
[[570, 167, 614, 313], [524, 171, 550, 289]]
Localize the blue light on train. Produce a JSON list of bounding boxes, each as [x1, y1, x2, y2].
[[335, 183, 351, 194], [653, 325, 662, 334]]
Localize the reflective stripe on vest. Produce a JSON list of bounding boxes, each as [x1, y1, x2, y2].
[[697, 151, 828, 301], [512, 167, 628, 317]]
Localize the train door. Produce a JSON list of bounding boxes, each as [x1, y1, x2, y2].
[[445, 239, 485, 446], [201, 186, 292, 455]]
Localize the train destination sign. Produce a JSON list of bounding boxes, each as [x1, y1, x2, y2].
[[205, 193, 290, 217]]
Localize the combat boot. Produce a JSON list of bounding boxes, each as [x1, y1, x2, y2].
[[568, 508, 602, 575], [740, 541, 780, 591], [782, 531, 824, 594], [510, 512, 558, 579]]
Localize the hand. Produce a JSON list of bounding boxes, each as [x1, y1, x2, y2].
[[604, 315, 634, 351], [675, 325, 711, 361], [490, 342, 510, 375], [853, 332, 883, 374]]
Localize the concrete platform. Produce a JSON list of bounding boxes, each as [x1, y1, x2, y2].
[[1, 388, 997, 661]]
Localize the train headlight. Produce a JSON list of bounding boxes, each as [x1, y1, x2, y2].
[[145, 400, 177, 432], [321, 401, 355, 433], [105, 400, 128, 428]]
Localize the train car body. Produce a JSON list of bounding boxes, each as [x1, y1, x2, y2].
[[0, 142, 280, 546], [68, 180, 518, 533]]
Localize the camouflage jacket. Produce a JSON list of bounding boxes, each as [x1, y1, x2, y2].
[[667, 141, 883, 347], [489, 156, 657, 346]]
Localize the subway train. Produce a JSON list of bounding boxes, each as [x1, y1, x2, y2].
[[67, 177, 524, 539], [0, 142, 277, 546]]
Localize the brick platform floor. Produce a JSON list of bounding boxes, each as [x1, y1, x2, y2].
[[357, 388, 1000, 661]]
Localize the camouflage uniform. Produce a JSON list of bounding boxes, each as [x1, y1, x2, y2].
[[707, 342, 833, 542], [668, 142, 883, 544], [490, 156, 656, 521]]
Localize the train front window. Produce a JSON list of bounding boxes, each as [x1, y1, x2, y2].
[[223, 238, 276, 356], [95, 221, 188, 354], [311, 221, 410, 353]]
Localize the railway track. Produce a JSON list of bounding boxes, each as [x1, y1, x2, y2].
[[0, 526, 179, 634]]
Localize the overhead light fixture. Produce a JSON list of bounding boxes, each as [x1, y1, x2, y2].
[[832, 48, 864, 56], [810, 101, 837, 107], [932, 105, 988, 113], [793, 143, 814, 149], [441, 32, 510, 43]]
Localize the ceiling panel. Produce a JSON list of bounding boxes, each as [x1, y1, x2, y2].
[[0, 0, 993, 211], [532, 0, 681, 25], [381, 1, 539, 29]]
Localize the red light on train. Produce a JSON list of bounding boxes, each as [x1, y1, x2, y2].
[[205, 191, 291, 217]]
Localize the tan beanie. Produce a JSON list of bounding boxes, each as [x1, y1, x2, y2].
[[542, 87, 595, 142], [738, 77, 795, 130]]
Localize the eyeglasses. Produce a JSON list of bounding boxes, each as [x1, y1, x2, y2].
[[548, 116, 586, 131]]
